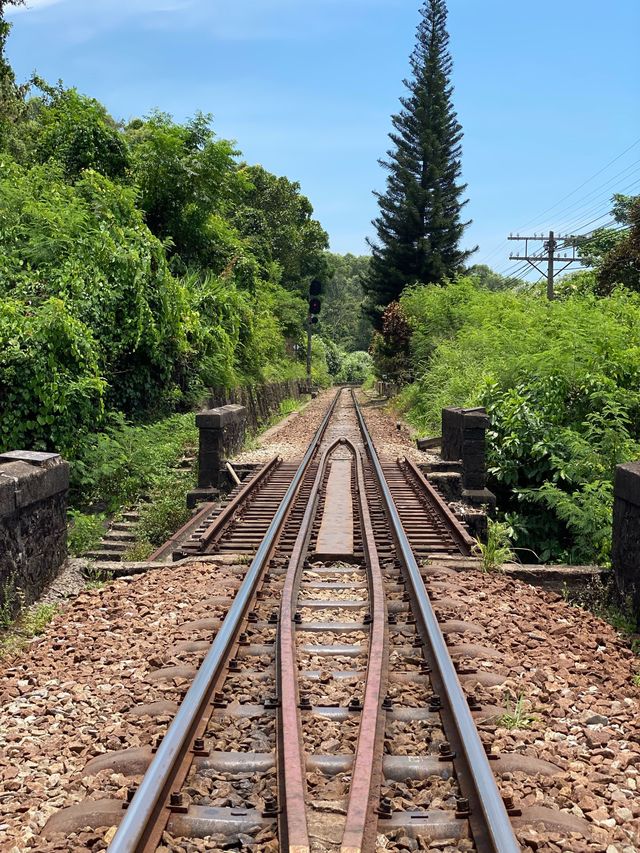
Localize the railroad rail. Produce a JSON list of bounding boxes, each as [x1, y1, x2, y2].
[[44, 388, 591, 851]]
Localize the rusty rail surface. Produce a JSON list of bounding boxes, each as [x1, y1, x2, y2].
[[148, 456, 281, 562], [352, 389, 520, 853], [56, 385, 522, 853], [276, 438, 389, 852], [108, 390, 342, 853]]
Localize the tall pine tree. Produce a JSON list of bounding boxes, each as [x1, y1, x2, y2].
[[364, 0, 474, 326]]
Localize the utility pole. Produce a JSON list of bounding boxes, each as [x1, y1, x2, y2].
[[306, 317, 312, 384], [508, 231, 586, 300]]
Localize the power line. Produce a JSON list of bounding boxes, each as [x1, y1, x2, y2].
[[508, 232, 586, 299], [479, 138, 640, 271], [514, 137, 640, 231]]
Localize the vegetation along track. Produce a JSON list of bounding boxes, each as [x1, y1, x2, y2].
[[43, 389, 595, 852]]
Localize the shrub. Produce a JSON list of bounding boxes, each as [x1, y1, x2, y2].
[[400, 279, 640, 564]]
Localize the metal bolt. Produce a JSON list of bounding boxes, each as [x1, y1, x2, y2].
[[363, 612, 373, 625], [262, 796, 278, 817], [388, 613, 397, 625], [439, 741, 455, 760], [502, 795, 514, 811], [429, 694, 442, 711], [238, 632, 249, 645], [294, 612, 302, 624], [467, 694, 481, 711], [248, 610, 258, 622], [155, 735, 164, 748], [213, 692, 227, 708], [193, 738, 205, 752], [298, 694, 312, 710], [170, 792, 183, 807], [268, 611, 278, 624], [229, 658, 240, 672], [455, 797, 470, 817], [348, 697, 363, 712], [382, 695, 393, 711], [377, 796, 392, 818], [126, 785, 136, 803]]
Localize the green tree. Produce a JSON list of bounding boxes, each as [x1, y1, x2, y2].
[[233, 164, 329, 294], [26, 85, 129, 180], [576, 194, 639, 295], [322, 253, 373, 351], [364, 0, 473, 327], [466, 264, 526, 292], [0, 1, 25, 149], [597, 197, 640, 295], [126, 111, 246, 271]]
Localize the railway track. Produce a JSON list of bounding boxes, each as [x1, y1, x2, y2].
[[44, 388, 594, 852]]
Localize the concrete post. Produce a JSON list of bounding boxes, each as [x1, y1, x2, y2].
[[612, 462, 640, 626], [441, 407, 489, 488], [187, 404, 247, 507]]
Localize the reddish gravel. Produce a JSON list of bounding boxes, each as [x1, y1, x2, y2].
[[0, 558, 245, 852], [233, 389, 336, 464], [355, 389, 437, 464], [425, 564, 640, 852]]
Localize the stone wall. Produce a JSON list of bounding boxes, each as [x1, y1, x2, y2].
[[205, 379, 306, 433], [612, 461, 640, 626], [0, 451, 69, 617]]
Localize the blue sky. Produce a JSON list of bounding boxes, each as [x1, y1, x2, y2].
[[7, 0, 640, 274]]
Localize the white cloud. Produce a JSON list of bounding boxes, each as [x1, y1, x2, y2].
[[6, 0, 66, 13]]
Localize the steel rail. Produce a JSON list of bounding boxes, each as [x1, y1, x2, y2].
[[351, 390, 520, 853], [278, 439, 345, 853], [109, 390, 342, 853], [277, 436, 389, 853], [340, 444, 388, 853], [149, 456, 281, 562], [402, 456, 476, 555]]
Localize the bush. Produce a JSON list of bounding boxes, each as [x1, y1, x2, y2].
[[67, 510, 106, 556], [337, 350, 373, 384], [400, 279, 640, 564], [71, 412, 197, 511], [0, 297, 105, 455]]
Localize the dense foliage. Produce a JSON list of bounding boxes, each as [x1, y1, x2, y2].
[[364, 0, 473, 327], [321, 254, 372, 352], [0, 42, 329, 459], [400, 277, 640, 564]]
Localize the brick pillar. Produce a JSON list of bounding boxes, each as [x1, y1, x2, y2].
[[612, 462, 640, 626], [0, 450, 69, 617], [187, 404, 247, 507]]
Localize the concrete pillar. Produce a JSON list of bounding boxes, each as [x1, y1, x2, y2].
[[187, 404, 247, 507], [0, 450, 69, 617], [441, 407, 495, 510], [612, 462, 640, 625]]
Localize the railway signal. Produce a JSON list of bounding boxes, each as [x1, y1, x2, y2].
[[306, 279, 323, 380]]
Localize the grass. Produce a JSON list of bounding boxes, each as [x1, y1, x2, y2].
[[67, 510, 106, 556], [497, 694, 537, 730], [475, 518, 515, 572], [632, 673, 640, 687], [0, 601, 59, 659]]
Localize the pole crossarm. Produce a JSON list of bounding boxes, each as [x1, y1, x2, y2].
[[506, 230, 587, 299]]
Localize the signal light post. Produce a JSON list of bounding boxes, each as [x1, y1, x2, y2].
[[307, 280, 322, 383]]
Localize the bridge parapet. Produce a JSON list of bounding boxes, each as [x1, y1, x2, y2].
[[0, 450, 69, 617]]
